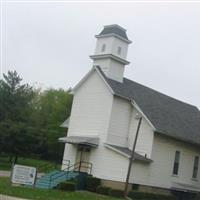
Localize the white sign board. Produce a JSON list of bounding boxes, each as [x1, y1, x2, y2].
[[11, 164, 37, 186]]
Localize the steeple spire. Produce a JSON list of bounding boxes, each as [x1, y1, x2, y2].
[[90, 24, 132, 82]]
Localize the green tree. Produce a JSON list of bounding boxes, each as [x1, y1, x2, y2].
[[31, 88, 73, 161], [0, 71, 36, 163], [0, 71, 73, 163]]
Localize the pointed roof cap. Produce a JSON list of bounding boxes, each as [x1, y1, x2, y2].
[[96, 24, 131, 43]]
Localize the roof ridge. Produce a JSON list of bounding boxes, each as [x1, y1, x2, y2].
[[123, 77, 199, 111]]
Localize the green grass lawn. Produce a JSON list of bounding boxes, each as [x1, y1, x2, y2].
[[0, 177, 124, 200], [0, 156, 59, 172]]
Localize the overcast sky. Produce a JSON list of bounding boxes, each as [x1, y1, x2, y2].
[[1, 1, 200, 108]]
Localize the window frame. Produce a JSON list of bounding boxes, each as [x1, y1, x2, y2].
[[172, 151, 181, 176], [192, 155, 199, 179], [117, 46, 122, 55], [101, 44, 106, 52]]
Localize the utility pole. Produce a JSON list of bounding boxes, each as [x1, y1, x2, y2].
[[124, 116, 142, 197]]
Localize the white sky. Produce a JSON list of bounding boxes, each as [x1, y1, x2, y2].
[[1, 1, 200, 108]]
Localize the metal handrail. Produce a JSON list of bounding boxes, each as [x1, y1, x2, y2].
[[48, 162, 76, 188], [50, 162, 85, 181], [48, 161, 92, 188], [50, 159, 70, 177], [62, 159, 70, 169], [75, 161, 93, 175], [48, 163, 74, 188]]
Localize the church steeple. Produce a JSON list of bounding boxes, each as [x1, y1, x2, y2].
[[90, 24, 132, 82]]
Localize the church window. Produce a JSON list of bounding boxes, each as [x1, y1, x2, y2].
[[101, 44, 106, 52], [192, 156, 199, 179], [173, 151, 180, 175], [117, 46, 122, 55]]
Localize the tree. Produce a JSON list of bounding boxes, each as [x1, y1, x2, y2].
[[0, 71, 36, 163], [31, 88, 73, 161], [0, 70, 73, 163]]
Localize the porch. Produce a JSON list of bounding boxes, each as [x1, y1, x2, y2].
[[59, 136, 99, 174]]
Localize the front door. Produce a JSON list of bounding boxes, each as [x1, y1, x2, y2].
[[75, 145, 91, 173]]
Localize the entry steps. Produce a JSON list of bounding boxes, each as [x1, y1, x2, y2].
[[35, 170, 79, 189]]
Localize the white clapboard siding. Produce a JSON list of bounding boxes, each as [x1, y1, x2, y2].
[[89, 134, 200, 190], [90, 144, 129, 182], [67, 71, 113, 139], [128, 134, 200, 189], [107, 97, 132, 147], [62, 144, 77, 170], [62, 71, 113, 168], [128, 107, 154, 158], [146, 134, 200, 189], [107, 97, 154, 158]]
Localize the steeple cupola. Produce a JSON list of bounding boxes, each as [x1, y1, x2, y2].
[[90, 24, 132, 82]]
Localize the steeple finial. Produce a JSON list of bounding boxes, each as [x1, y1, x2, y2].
[[96, 24, 132, 44]]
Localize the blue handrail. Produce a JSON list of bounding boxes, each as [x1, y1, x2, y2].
[[48, 161, 92, 188]]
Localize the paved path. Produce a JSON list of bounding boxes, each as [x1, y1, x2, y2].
[[0, 171, 10, 177], [0, 171, 44, 178], [0, 195, 28, 200]]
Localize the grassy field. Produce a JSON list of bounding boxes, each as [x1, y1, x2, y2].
[[0, 156, 59, 172], [0, 177, 124, 200]]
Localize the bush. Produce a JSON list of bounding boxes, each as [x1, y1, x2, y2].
[[68, 177, 77, 183], [109, 189, 124, 198], [57, 181, 76, 191], [85, 176, 101, 192], [96, 186, 110, 195], [128, 191, 177, 200], [132, 184, 139, 191]]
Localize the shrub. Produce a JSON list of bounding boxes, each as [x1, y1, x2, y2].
[[128, 191, 177, 200], [132, 184, 139, 191], [96, 186, 110, 195], [57, 181, 76, 191], [85, 176, 101, 192], [68, 177, 77, 183], [109, 189, 124, 198]]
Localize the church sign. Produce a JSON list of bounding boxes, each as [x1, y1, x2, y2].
[[11, 164, 37, 186]]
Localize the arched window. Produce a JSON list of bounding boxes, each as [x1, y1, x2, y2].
[[117, 46, 122, 55], [101, 44, 106, 52]]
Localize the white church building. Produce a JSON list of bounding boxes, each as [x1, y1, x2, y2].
[[60, 25, 200, 198]]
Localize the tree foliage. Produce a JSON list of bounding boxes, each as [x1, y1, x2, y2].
[[0, 71, 35, 162], [0, 70, 73, 163], [32, 88, 73, 160]]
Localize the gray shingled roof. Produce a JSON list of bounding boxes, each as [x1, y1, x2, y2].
[[106, 144, 152, 163], [96, 66, 200, 146], [97, 24, 129, 40]]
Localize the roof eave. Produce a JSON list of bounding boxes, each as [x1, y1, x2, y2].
[[154, 131, 200, 147], [90, 54, 130, 65], [104, 143, 153, 163], [72, 66, 114, 96], [95, 33, 132, 44], [130, 100, 156, 131]]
